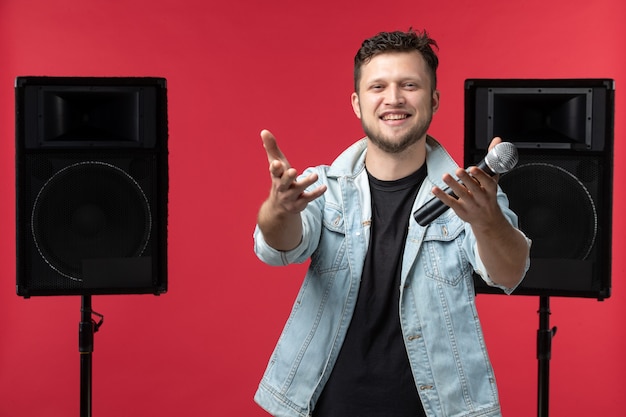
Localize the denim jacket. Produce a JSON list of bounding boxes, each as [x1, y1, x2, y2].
[[253, 136, 530, 417]]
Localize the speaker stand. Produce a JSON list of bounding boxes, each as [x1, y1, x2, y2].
[[79, 295, 103, 417], [537, 296, 557, 417]]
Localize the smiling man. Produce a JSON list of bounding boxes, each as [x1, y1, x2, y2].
[[253, 29, 531, 417]]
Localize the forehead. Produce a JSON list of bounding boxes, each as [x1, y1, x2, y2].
[[359, 51, 430, 84]]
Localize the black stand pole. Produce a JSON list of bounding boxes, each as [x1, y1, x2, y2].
[[79, 296, 103, 417], [537, 296, 557, 417]]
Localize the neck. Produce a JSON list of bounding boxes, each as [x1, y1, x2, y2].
[[364, 139, 427, 181]]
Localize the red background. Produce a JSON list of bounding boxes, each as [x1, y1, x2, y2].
[[0, 0, 624, 416]]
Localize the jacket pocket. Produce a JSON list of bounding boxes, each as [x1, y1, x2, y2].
[[421, 219, 471, 286], [311, 203, 348, 274]]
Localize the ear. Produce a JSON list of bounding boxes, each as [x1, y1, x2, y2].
[[351, 92, 362, 119], [432, 90, 440, 113]]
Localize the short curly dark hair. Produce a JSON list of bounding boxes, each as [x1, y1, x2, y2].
[[353, 28, 439, 93]]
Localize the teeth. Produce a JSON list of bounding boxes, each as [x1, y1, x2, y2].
[[382, 114, 408, 121]]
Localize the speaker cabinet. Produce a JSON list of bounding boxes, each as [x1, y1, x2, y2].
[[16, 77, 168, 297], [464, 79, 614, 300]]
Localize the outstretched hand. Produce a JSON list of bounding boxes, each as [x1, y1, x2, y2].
[[257, 130, 327, 251], [261, 129, 327, 215], [432, 137, 506, 228]]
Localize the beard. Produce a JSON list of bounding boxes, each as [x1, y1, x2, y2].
[[361, 110, 433, 154]]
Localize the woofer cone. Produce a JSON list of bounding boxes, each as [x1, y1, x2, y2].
[[31, 161, 152, 281], [500, 163, 597, 260]]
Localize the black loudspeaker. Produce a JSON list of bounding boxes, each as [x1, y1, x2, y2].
[[464, 79, 614, 300], [16, 77, 168, 297]]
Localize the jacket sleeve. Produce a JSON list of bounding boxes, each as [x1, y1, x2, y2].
[[464, 187, 532, 295], [253, 167, 326, 266]]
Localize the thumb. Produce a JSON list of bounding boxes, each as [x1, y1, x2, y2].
[[488, 136, 503, 152]]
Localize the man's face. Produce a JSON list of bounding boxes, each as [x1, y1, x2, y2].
[[351, 51, 440, 154]]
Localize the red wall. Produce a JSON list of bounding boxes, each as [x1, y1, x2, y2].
[[0, 0, 624, 416]]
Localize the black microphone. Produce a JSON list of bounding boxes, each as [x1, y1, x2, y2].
[[413, 142, 519, 226]]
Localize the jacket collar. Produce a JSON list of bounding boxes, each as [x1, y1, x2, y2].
[[326, 135, 460, 188]]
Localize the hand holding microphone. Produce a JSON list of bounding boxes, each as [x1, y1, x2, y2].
[[413, 141, 519, 226]]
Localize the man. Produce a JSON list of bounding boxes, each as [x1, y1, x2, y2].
[[253, 29, 531, 417]]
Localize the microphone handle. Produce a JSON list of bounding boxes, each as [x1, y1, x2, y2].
[[413, 158, 496, 227], [413, 188, 457, 227], [476, 158, 495, 176]]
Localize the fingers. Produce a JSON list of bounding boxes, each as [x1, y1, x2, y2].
[[271, 171, 327, 213], [463, 166, 497, 190], [488, 136, 503, 151], [261, 129, 290, 169], [434, 167, 501, 225], [298, 183, 328, 207], [434, 173, 465, 201], [269, 159, 291, 180], [270, 162, 307, 192], [260, 129, 327, 213], [447, 168, 495, 198], [263, 129, 298, 192], [278, 171, 320, 195]]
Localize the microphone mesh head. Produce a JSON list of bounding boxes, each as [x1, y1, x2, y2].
[[485, 142, 518, 174]]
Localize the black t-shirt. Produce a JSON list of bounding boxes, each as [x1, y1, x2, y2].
[[313, 166, 427, 417]]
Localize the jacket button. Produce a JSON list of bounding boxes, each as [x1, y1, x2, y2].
[[419, 385, 434, 390], [407, 334, 421, 341]]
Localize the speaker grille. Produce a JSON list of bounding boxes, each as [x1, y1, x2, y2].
[[31, 161, 152, 282], [500, 162, 597, 260]]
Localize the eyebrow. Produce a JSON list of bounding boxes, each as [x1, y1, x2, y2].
[[364, 76, 424, 86]]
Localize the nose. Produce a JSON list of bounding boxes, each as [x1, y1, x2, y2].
[[385, 85, 405, 105]]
